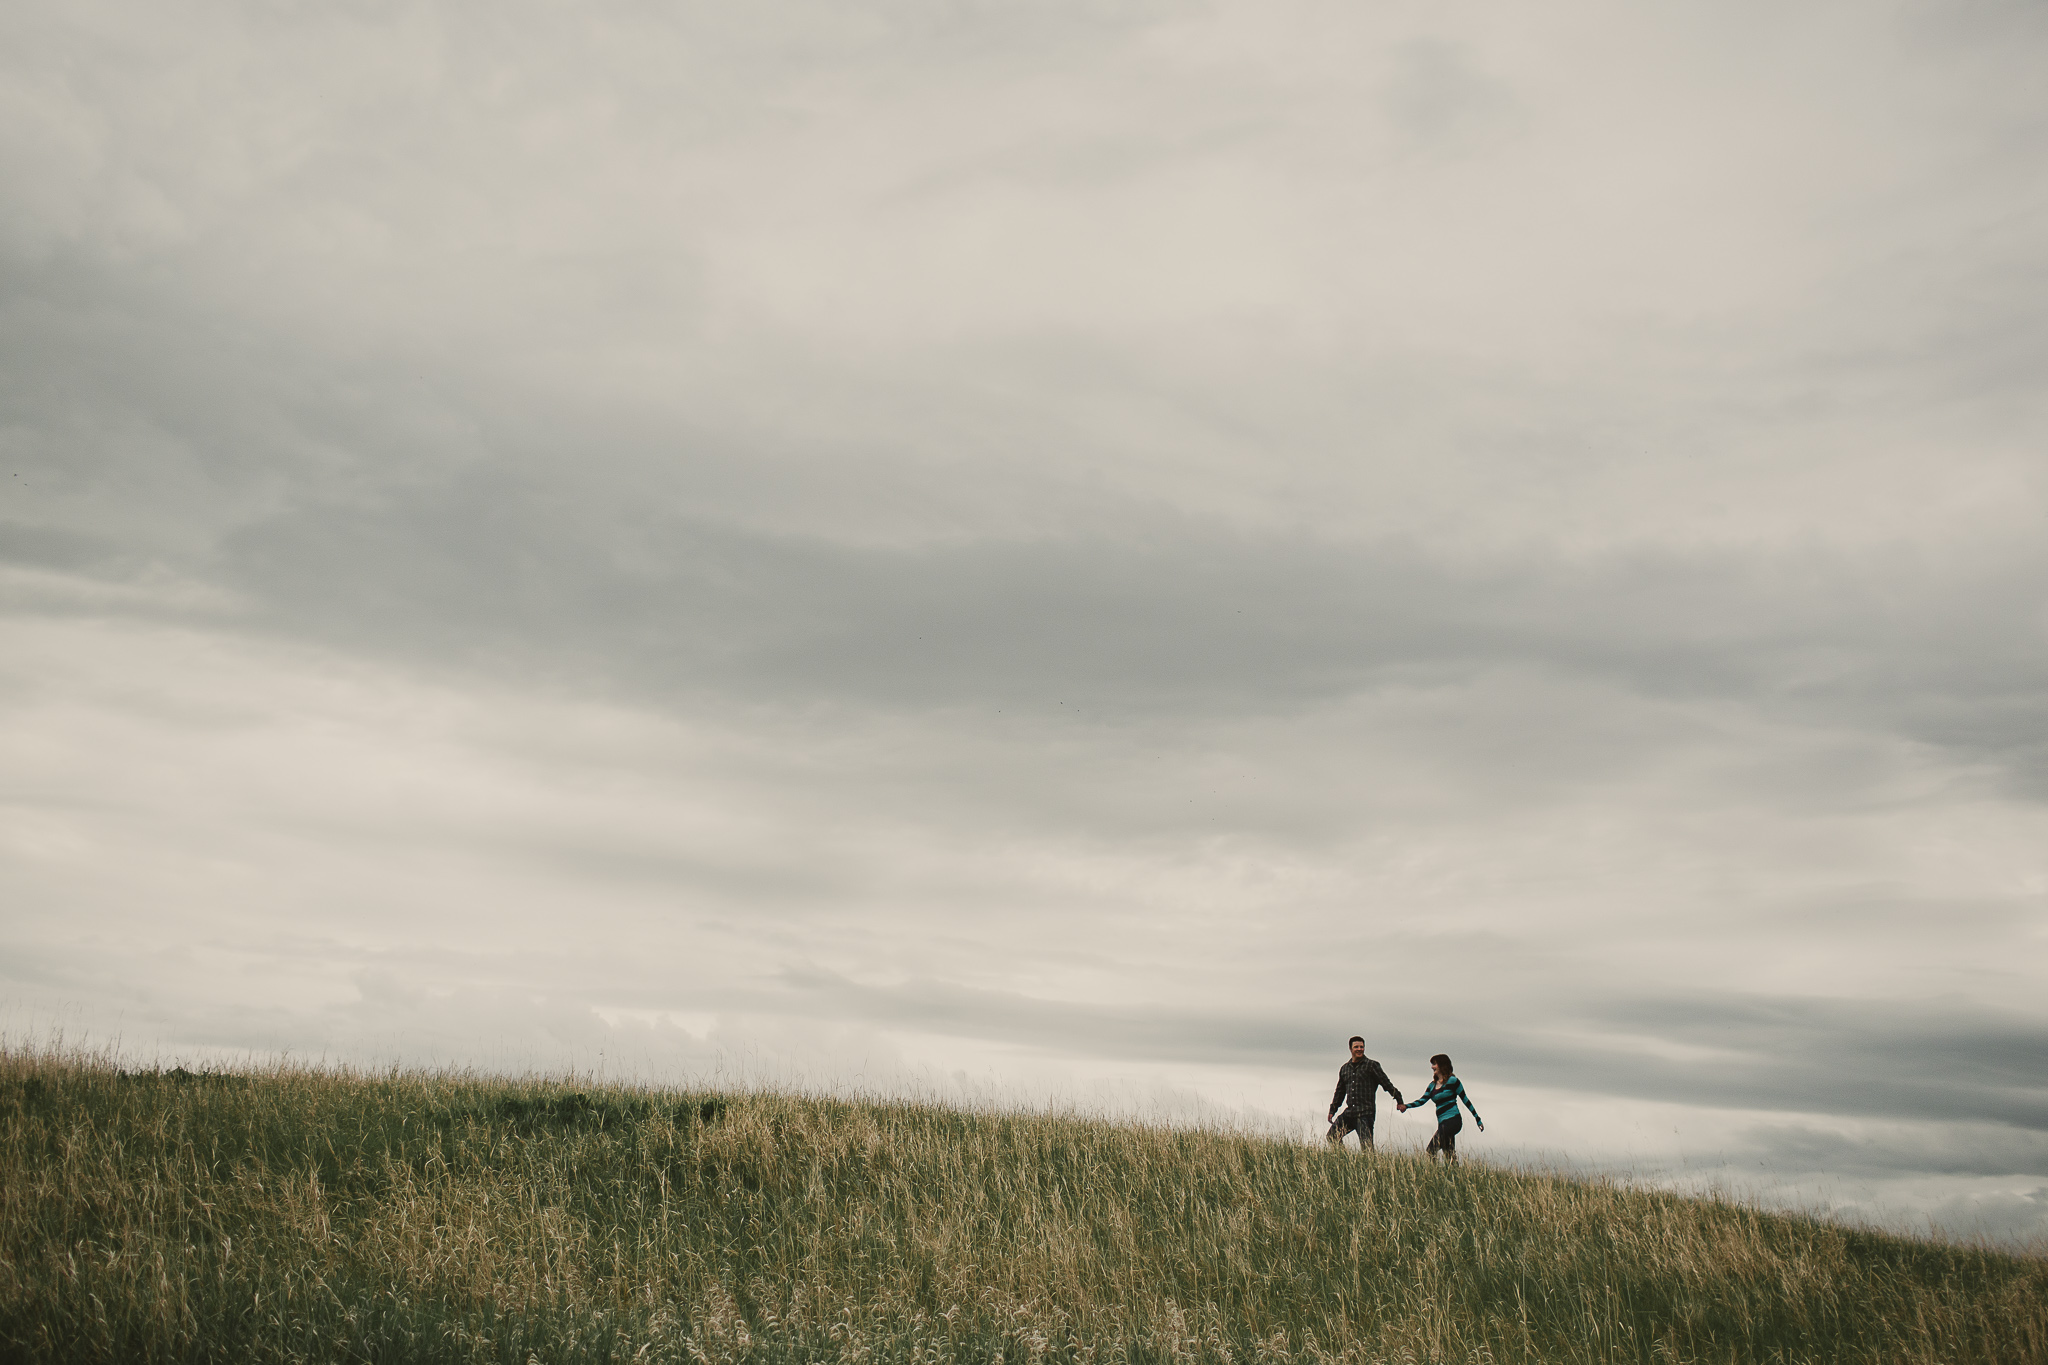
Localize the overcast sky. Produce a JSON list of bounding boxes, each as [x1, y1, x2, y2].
[[4, 0, 2047, 1243]]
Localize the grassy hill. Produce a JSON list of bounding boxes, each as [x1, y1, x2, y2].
[[2, 1048, 2042, 1364]]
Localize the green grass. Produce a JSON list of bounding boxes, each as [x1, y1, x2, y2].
[[2, 1046, 2043, 1364]]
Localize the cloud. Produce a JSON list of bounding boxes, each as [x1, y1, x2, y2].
[[756, 969, 2048, 1137], [1496, 996, 2048, 1133], [1730, 1120, 2048, 1181]]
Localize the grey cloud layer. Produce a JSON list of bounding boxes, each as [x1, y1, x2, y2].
[[1728, 1122, 2048, 1182], [7, 244, 2044, 788], [775, 969, 2048, 1137], [8, 297, 2042, 744]]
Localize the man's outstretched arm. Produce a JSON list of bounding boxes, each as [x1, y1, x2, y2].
[[1329, 1074, 1347, 1117], [1374, 1063, 1402, 1106]]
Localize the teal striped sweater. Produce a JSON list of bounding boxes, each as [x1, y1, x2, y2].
[[1413, 1075, 1481, 1125]]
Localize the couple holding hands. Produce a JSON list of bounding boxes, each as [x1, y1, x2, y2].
[[1326, 1036, 1484, 1161]]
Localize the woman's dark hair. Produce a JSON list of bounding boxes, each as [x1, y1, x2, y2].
[[1430, 1053, 1453, 1073], [1348, 1036, 1364, 1046]]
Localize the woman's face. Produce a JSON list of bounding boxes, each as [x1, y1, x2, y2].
[[1431, 1061, 1448, 1081]]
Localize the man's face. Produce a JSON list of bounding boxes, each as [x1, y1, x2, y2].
[[1350, 1040, 1364, 1061]]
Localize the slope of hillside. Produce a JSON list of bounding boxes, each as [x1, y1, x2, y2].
[[2, 1049, 2042, 1364]]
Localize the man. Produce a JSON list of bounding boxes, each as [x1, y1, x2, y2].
[[1326, 1035, 1402, 1151]]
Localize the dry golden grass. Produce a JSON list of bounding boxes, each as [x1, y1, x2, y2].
[[2, 1044, 2043, 1363]]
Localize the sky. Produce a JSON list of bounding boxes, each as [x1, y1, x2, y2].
[[4, 1, 2047, 1244]]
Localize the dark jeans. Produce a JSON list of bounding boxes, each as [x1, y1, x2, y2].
[[1328, 1110, 1375, 1149], [1426, 1113, 1463, 1159]]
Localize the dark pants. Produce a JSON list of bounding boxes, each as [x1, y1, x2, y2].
[[1328, 1110, 1375, 1149], [1426, 1113, 1463, 1160]]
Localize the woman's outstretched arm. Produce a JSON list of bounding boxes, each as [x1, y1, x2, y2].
[[1456, 1079, 1484, 1129]]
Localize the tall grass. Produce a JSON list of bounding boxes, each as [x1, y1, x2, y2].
[[2, 1045, 2042, 1364]]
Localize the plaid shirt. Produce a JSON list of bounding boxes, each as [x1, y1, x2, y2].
[[1329, 1056, 1402, 1118]]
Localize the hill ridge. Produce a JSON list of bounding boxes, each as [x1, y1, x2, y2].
[[3, 1051, 2042, 1364]]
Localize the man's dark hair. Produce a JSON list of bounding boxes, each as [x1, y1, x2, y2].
[[1348, 1036, 1364, 1046], [1431, 1053, 1453, 1072]]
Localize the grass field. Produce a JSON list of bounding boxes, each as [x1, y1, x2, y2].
[[3, 1045, 2043, 1364]]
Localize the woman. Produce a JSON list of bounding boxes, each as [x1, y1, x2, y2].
[[1399, 1053, 1484, 1162]]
